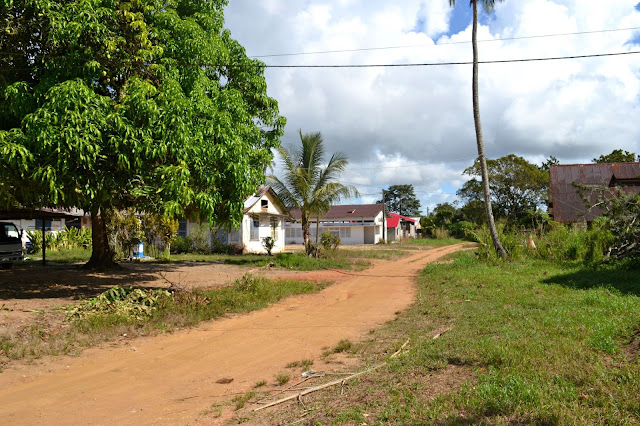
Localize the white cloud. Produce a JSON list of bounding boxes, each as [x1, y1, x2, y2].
[[225, 0, 640, 211]]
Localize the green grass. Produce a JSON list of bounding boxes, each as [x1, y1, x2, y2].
[[262, 253, 640, 424], [275, 373, 290, 386], [162, 252, 369, 271], [403, 237, 464, 247], [0, 276, 330, 363], [27, 248, 92, 264]]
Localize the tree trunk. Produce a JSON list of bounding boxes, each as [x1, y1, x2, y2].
[[472, 0, 507, 258], [85, 209, 119, 269], [301, 214, 311, 254]]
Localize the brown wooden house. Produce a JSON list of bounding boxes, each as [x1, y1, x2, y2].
[[548, 163, 640, 223]]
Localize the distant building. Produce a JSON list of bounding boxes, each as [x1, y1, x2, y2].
[[386, 213, 416, 242], [286, 204, 386, 245], [181, 187, 290, 254], [548, 163, 640, 223]]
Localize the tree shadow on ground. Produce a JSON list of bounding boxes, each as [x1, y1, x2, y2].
[[542, 265, 640, 297], [0, 262, 188, 300]]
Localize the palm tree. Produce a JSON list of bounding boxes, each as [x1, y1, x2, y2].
[[449, 0, 507, 257], [268, 130, 359, 252]]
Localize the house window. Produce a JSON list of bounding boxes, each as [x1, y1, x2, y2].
[[35, 219, 52, 231], [340, 227, 351, 238], [177, 220, 188, 237], [261, 199, 268, 210], [250, 219, 260, 241], [271, 219, 279, 241]]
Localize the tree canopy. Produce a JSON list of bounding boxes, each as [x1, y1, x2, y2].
[[0, 0, 284, 265], [380, 184, 421, 216], [457, 154, 549, 226], [593, 149, 639, 163]]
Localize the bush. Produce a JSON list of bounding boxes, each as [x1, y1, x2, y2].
[[448, 220, 476, 240], [26, 227, 92, 253], [433, 227, 450, 240], [262, 236, 276, 256], [320, 231, 340, 251], [171, 236, 192, 254]]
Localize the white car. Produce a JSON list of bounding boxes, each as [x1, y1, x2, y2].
[[0, 222, 24, 268]]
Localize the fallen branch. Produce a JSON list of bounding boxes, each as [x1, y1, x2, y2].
[[254, 338, 411, 412], [432, 327, 452, 340]]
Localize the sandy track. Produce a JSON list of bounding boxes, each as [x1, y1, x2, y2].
[[0, 244, 464, 425]]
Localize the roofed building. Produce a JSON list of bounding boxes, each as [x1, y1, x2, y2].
[[549, 163, 640, 223], [286, 204, 386, 245]]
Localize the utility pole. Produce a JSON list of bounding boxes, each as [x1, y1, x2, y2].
[[382, 189, 386, 243]]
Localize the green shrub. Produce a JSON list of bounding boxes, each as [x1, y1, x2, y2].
[[170, 236, 192, 254], [262, 236, 276, 256], [320, 231, 340, 251], [448, 220, 476, 240]]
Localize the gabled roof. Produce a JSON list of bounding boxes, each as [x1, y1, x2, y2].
[[244, 186, 290, 217], [386, 212, 416, 228], [549, 163, 640, 222], [289, 204, 384, 221]]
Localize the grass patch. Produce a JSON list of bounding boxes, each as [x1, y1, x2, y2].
[[332, 339, 353, 353], [232, 391, 256, 410], [275, 373, 290, 385], [403, 237, 464, 247], [254, 380, 267, 388], [27, 248, 92, 264], [0, 276, 330, 364], [163, 252, 367, 271], [260, 252, 640, 424]]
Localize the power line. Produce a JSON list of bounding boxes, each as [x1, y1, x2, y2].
[[260, 50, 640, 68], [2, 50, 640, 72], [251, 26, 640, 58]]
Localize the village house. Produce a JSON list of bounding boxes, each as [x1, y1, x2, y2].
[[548, 162, 640, 223], [286, 204, 386, 245], [180, 186, 290, 254], [386, 212, 417, 242]]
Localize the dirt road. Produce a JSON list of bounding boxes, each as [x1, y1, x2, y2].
[[0, 244, 464, 425]]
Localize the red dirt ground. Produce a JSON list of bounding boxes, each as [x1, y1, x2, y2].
[[0, 244, 464, 425]]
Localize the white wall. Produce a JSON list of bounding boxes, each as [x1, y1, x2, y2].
[[285, 222, 383, 245]]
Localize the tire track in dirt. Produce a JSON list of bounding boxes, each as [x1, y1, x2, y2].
[[0, 244, 465, 425]]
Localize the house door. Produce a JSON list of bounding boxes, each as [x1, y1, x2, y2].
[[364, 226, 375, 244]]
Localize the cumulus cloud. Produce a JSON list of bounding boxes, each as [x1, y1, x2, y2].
[[225, 0, 640, 210]]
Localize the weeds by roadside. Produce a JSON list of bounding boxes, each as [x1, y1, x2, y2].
[[0, 276, 329, 367]]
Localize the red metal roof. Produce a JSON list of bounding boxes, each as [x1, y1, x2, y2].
[[549, 163, 640, 222], [386, 212, 416, 228]]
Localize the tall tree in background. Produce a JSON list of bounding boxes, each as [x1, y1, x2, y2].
[[268, 130, 358, 253], [380, 184, 421, 216], [593, 149, 639, 163], [0, 0, 284, 267], [458, 154, 549, 225], [449, 0, 506, 257]]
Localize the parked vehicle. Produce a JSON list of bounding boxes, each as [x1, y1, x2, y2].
[[0, 222, 24, 268]]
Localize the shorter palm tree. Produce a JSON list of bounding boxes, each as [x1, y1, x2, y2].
[[268, 130, 359, 252]]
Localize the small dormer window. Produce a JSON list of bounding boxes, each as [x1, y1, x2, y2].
[[261, 199, 268, 210]]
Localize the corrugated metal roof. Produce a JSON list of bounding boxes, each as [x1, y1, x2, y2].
[[289, 204, 384, 221], [549, 163, 640, 222], [386, 213, 416, 228]]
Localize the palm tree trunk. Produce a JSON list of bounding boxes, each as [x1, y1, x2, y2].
[[472, 0, 507, 258], [301, 214, 310, 253]]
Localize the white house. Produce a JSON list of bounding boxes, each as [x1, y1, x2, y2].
[[180, 187, 290, 254], [286, 204, 387, 245]]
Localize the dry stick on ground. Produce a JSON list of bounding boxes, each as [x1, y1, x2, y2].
[[432, 327, 452, 340], [254, 338, 410, 412]]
